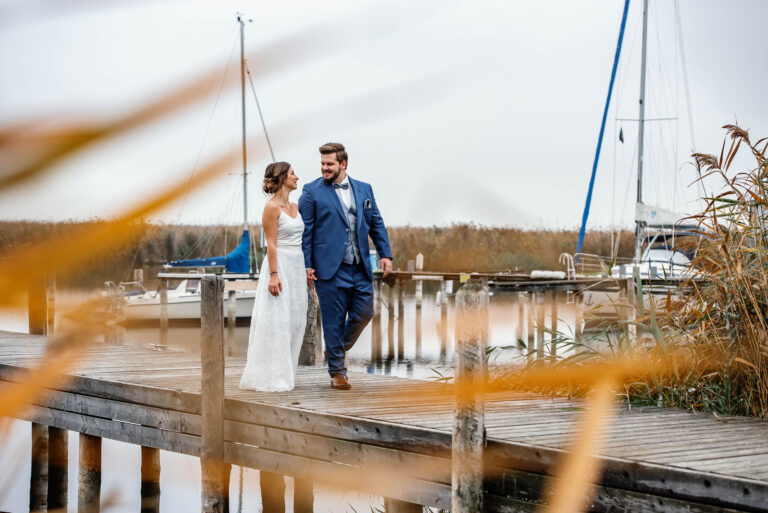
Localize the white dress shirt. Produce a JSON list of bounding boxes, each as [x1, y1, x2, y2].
[[334, 175, 354, 210]]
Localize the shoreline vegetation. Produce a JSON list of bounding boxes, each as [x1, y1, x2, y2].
[[0, 220, 634, 287]]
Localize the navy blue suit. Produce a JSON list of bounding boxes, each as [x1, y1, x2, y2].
[[299, 176, 392, 376]]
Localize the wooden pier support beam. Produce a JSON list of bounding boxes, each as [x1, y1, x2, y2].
[[516, 291, 525, 348], [414, 253, 423, 358], [159, 278, 168, 350], [78, 433, 101, 513], [371, 276, 382, 361], [535, 291, 545, 360], [384, 497, 422, 513], [201, 275, 231, 513], [526, 292, 535, 360], [29, 279, 50, 513], [30, 423, 48, 513], [260, 471, 285, 513], [397, 280, 405, 359], [387, 282, 395, 359], [141, 446, 161, 513], [299, 286, 321, 366], [227, 289, 237, 356], [293, 477, 313, 513], [550, 290, 559, 358], [452, 278, 488, 513], [440, 279, 448, 358], [48, 426, 68, 512]]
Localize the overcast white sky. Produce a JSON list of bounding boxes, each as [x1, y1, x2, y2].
[[1, 0, 766, 229]]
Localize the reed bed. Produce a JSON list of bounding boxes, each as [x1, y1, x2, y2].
[[0, 220, 633, 288], [638, 124, 768, 417]]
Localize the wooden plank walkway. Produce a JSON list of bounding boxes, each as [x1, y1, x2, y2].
[[2, 331, 768, 512]]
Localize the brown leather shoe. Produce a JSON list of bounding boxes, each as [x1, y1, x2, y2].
[[330, 374, 351, 390]]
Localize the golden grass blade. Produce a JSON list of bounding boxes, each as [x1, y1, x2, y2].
[[544, 377, 617, 513]]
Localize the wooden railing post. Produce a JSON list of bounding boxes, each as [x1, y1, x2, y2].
[[299, 286, 321, 366], [78, 433, 102, 513], [201, 275, 231, 513], [48, 427, 68, 511], [141, 446, 161, 513], [414, 253, 423, 358], [526, 292, 535, 360], [30, 422, 48, 513], [452, 277, 488, 513]]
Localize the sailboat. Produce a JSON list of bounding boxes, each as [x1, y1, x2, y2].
[[573, 0, 703, 284], [122, 14, 262, 322]]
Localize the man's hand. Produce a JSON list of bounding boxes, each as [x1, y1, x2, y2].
[[380, 258, 392, 278], [306, 268, 317, 286]]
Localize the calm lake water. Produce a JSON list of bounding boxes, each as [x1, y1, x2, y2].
[[0, 286, 587, 512]]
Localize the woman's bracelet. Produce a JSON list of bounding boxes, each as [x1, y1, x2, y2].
[[270, 271, 278, 275]]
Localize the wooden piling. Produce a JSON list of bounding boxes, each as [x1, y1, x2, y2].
[[440, 279, 448, 358], [526, 292, 535, 360], [397, 280, 405, 359], [371, 276, 382, 361], [535, 291, 545, 360], [159, 278, 168, 350], [293, 477, 313, 513], [414, 253, 423, 357], [28, 277, 48, 336], [200, 275, 231, 513], [516, 291, 526, 348], [78, 433, 101, 513], [140, 446, 161, 513], [299, 286, 321, 366], [260, 471, 285, 513], [47, 274, 56, 335], [384, 497, 422, 512], [29, 279, 50, 513], [227, 289, 237, 355], [30, 423, 48, 513], [452, 278, 488, 513], [48, 426, 68, 511], [550, 290, 559, 358], [387, 282, 395, 359]]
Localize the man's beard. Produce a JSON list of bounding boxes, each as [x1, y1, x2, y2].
[[323, 170, 340, 184]]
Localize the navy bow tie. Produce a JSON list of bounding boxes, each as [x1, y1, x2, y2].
[[333, 182, 349, 190]]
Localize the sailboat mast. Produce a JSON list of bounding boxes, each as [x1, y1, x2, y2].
[[238, 14, 248, 231], [635, 0, 649, 261]]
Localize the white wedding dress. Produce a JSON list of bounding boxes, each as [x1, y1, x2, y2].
[[239, 211, 308, 392]]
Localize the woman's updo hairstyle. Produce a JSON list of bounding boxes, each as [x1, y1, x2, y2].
[[262, 161, 291, 194]]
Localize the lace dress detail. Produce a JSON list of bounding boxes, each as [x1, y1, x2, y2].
[[239, 212, 308, 392]]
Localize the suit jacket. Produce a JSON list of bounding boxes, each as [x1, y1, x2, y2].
[[299, 176, 393, 281]]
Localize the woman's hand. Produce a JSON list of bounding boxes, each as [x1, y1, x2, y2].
[[268, 274, 282, 296]]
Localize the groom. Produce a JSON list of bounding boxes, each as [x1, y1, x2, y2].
[[299, 142, 392, 389]]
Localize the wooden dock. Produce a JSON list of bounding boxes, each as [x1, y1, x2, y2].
[[2, 331, 768, 512]]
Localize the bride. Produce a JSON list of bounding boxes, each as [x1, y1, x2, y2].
[[239, 162, 308, 392]]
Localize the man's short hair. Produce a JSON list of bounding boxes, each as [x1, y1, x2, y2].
[[319, 142, 348, 164]]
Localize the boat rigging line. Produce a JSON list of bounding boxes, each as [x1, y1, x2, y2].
[[245, 62, 276, 163], [576, 0, 631, 256]]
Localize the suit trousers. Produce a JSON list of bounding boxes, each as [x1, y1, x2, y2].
[[315, 262, 374, 376]]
